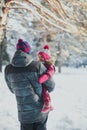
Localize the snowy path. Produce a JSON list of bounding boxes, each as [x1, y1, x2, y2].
[[0, 67, 87, 130], [0, 72, 19, 130]]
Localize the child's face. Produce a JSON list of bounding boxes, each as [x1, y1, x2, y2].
[[38, 55, 44, 62]]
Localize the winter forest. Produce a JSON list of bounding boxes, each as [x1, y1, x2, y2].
[[0, 0, 87, 130]]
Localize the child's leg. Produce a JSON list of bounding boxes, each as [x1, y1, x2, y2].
[[41, 86, 53, 113], [42, 86, 51, 104]]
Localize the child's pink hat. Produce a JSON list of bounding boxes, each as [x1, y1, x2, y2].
[[38, 45, 51, 60]]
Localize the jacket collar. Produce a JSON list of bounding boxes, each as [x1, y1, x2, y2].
[[11, 50, 33, 67]]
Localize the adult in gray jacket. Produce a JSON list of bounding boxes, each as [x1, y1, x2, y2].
[[4, 39, 55, 130]]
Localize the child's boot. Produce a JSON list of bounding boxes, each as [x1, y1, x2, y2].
[[41, 101, 54, 113], [41, 104, 50, 113], [50, 105, 54, 111]]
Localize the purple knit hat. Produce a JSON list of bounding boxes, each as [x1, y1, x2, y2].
[[16, 39, 31, 54]]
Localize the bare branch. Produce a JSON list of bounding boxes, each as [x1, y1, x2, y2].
[[1, 0, 87, 38], [24, 0, 78, 34]]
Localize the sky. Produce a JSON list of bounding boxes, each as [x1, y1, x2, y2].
[[0, 66, 87, 130]]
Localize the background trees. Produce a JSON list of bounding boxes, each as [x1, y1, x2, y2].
[[0, 0, 87, 72]]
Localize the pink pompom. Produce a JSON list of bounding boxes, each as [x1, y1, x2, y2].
[[18, 39, 23, 43], [44, 45, 50, 50]]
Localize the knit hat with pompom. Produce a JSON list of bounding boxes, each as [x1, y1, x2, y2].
[[38, 44, 51, 60], [16, 39, 31, 54]]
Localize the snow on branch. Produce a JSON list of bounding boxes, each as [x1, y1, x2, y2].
[[1, 0, 87, 38]]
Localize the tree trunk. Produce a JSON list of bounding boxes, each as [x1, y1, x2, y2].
[[0, 1, 9, 72], [56, 41, 62, 73], [0, 43, 3, 72], [58, 60, 62, 73]]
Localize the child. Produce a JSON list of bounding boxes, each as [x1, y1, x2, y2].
[[38, 45, 55, 113]]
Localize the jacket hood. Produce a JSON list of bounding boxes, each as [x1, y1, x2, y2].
[[12, 50, 33, 67]]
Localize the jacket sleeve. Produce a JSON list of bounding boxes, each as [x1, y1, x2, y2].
[[4, 65, 14, 93], [39, 63, 55, 92], [39, 65, 55, 83]]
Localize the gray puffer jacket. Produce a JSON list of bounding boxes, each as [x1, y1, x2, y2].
[[4, 50, 55, 123]]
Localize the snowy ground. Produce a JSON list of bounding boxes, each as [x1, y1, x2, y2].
[[0, 67, 87, 130]]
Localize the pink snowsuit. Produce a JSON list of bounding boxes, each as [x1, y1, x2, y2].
[[39, 63, 55, 112]]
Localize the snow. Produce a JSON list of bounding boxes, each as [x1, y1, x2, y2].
[[0, 67, 87, 130]]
